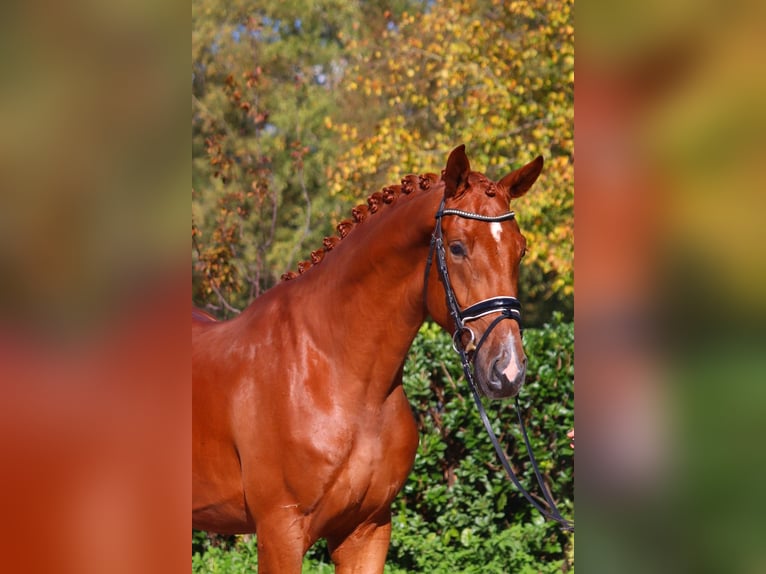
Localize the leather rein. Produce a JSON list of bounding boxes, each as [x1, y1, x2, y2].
[[424, 197, 574, 532]]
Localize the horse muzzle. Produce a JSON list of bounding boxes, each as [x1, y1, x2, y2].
[[476, 340, 527, 399]]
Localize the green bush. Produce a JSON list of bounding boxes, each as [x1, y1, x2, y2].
[[193, 318, 574, 572], [388, 316, 574, 572]]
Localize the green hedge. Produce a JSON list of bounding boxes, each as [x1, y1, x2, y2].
[[193, 317, 574, 572]]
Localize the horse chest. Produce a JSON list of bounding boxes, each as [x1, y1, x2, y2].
[[282, 390, 418, 528], [303, 429, 408, 534]]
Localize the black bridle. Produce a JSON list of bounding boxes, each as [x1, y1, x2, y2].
[[424, 198, 574, 532]]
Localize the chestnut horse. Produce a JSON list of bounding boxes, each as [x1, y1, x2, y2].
[[192, 145, 544, 573]]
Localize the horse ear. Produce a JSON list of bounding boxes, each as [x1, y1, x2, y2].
[[498, 155, 544, 199], [442, 144, 471, 198]]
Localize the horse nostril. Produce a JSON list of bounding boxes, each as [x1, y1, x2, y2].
[[492, 358, 511, 384]]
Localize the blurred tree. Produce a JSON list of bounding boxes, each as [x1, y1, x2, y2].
[[192, 0, 367, 314], [192, 0, 573, 324], [329, 0, 574, 323]]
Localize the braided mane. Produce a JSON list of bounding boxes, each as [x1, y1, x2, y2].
[[280, 172, 441, 281]]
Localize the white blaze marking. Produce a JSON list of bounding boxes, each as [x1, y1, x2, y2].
[[502, 333, 525, 382], [502, 354, 522, 381], [490, 222, 503, 243]]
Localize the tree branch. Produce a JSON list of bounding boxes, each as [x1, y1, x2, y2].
[[209, 281, 241, 315]]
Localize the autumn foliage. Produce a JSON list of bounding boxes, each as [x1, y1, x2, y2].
[[192, 0, 573, 322]]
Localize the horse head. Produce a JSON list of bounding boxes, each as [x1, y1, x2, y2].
[[426, 145, 543, 399]]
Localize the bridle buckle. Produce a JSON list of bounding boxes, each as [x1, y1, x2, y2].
[[452, 326, 476, 354]]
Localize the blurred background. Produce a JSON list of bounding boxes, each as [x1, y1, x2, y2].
[[0, 0, 189, 573], [191, 0, 574, 327], [577, 0, 766, 572]]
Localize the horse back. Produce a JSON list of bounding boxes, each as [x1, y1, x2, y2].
[[192, 306, 217, 324], [192, 309, 252, 532]]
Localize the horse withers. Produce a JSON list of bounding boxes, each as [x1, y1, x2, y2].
[[192, 145, 543, 573]]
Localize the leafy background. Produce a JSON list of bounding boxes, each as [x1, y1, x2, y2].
[[192, 0, 573, 570], [192, 0, 572, 323]]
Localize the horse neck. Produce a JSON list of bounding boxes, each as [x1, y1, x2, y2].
[[290, 187, 441, 386]]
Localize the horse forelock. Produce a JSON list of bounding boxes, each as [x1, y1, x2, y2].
[[280, 172, 440, 281], [459, 172, 498, 199], [472, 172, 499, 197]]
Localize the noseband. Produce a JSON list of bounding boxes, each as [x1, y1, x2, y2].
[[424, 197, 574, 531]]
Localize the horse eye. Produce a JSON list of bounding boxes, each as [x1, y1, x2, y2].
[[521, 247, 527, 258], [449, 242, 466, 257]]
